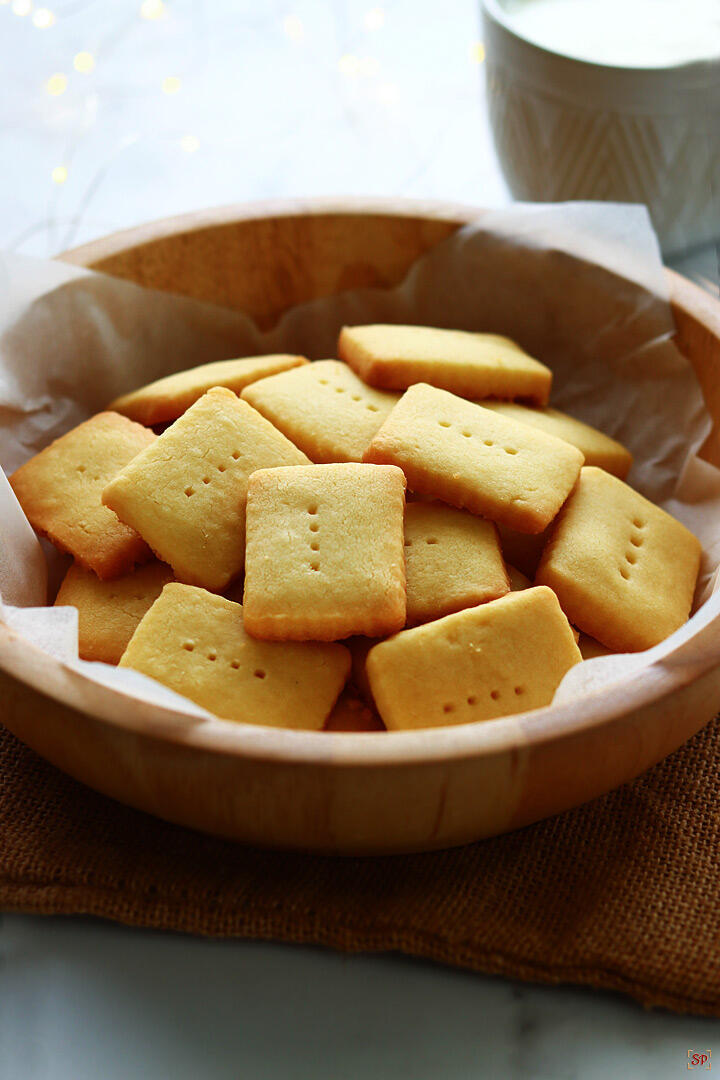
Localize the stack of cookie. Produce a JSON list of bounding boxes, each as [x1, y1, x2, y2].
[[9, 327, 701, 732]]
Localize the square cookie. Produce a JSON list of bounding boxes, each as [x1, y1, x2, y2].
[[366, 586, 581, 730], [110, 354, 308, 426], [55, 559, 173, 664], [243, 463, 407, 641], [506, 564, 532, 591], [480, 402, 632, 479], [496, 521, 548, 579], [364, 384, 584, 533], [339, 324, 552, 403], [536, 466, 702, 651], [404, 502, 508, 625], [119, 583, 350, 729], [103, 387, 309, 591], [10, 412, 155, 579], [241, 359, 400, 463]]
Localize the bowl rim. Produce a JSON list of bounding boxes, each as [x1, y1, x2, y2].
[[3, 195, 718, 769]]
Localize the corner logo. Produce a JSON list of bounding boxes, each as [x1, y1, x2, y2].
[[688, 1050, 711, 1070]]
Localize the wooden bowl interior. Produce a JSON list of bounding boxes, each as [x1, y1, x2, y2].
[[65, 202, 720, 467]]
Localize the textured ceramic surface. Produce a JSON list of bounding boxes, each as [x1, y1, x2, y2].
[[482, 0, 720, 255]]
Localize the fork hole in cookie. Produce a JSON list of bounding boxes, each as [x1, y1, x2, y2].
[[620, 567, 630, 580], [467, 696, 477, 706], [217, 463, 226, 472], [367, 404, 379, 413], [630, 536, 643, 547], [625, 552, 637, 564], [438, 420, 451, 428], [202, 477, 210, 485], [76, 464, 86, 473], [318, 378, 328, 386], [335, 386, 345, 394], [461, 430, 472, 438], [310, 560, 320, 571], [404, 539, 412, 547], [514, 686, 524, 696], [231, 451, 240, 460], [351, 394, 362, 402], [184, 487, 194, 497], [483, 439, 493, 447], [230, 660, 240, 669], [443, 703, 454, 714], [504, 447, 518, 455], [426, 537, 438, 545], [633, 518, 645, 529], [309, 522, 319, 533], [308, 505, 318, 515], [310, 541, 319, 551], [254, 669, 266, 679], [207, 652, 217, 661], [490, 689, 500, 700], [182, 642, 194, 651]]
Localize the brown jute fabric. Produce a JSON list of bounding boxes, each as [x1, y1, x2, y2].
[[1, 717, 719, 1016]]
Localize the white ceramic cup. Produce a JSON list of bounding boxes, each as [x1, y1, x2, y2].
[[481, 0, 720, 255]]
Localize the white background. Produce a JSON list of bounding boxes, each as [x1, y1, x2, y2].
[[0, 1, 719, 1077]]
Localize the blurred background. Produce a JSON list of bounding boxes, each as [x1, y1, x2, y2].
[[0, 0, 507, 255], [1, 0, 716, 291]]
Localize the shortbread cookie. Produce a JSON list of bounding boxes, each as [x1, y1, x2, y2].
[[496, 522, 548, 579], [119, 583, 350, 729], [339, 324, 552, 404], [578, 634, 614, 660], [103, 388, 309, 591], [481, 402, 632, 479], [324, 687, 385, 731], [364, 384, 583, 533], [366, 586, 581, 730], [243, 463, 407, 641], [241, 360, 400, 463], [10, 412, 155, 579], [507, 564, 531, 591], [536, 466, 701, 651], [110, 354, 307, 426], [404, 502, 508, 625], [55, 560, 173, 664]]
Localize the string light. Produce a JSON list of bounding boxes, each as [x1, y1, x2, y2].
[[179, 134, 199, 153], [73, 51, 95, 73], [471, 41, 486, 63], [161, 75, 181, 94], [283, 14, 304, 41], [11, 0, 32, 15], [337, 54, 360, 76], [364, 7, 385, 30], [140, 0, 164, 19], [51, 165, 68, 184], [45, 73, 67, 95], [32, 6, 54, 26]]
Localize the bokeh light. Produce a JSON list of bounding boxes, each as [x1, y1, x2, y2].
[[32, 7, 54, 27], [73, 51, 95, 73], [45, 72, 67, 95]]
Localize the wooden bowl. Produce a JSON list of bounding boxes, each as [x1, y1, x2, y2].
[[2, 198, 720, 855]]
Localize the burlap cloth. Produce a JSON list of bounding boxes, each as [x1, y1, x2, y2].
[[1, 713, 719, 1017]]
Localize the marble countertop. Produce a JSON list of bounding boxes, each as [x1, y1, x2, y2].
[[0, 1, 718, 1076]]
